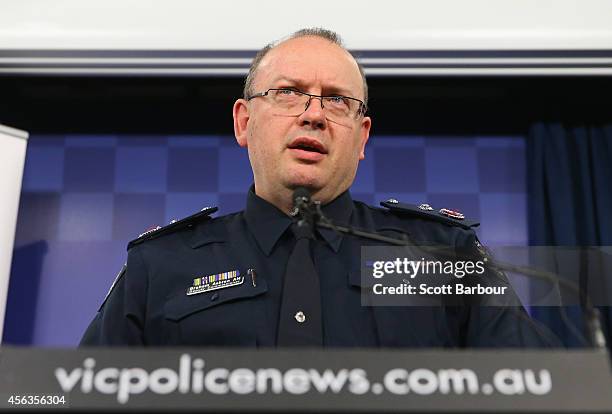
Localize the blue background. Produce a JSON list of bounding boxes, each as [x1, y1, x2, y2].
[[6, 134, 527, 346]]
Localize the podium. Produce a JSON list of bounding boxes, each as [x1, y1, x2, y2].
[[1, 346, 611, 412]]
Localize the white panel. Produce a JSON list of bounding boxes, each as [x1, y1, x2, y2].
[[1, 0, 611, 75], [1, 0, 611, 50], [0, 124, 28, 343]]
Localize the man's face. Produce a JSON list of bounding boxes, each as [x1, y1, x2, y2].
[[233, 36, 371, 207]]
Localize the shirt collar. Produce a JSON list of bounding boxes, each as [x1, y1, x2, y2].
[[316, 189, 354, 252], [244, 186, 293, 256], [244, 185, 354, 255]]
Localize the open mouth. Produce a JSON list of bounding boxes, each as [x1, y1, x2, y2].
[[287, 138, 328, 154]]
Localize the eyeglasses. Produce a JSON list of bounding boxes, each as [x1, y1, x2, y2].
[[247, 88, 367, 120]]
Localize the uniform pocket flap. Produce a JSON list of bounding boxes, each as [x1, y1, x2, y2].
[[164, 279, 268, 321]]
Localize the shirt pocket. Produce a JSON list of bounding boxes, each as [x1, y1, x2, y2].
[[163, 278, 268, 346]]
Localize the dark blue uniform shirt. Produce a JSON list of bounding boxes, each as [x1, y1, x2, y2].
[[81, 187, 559, 348]]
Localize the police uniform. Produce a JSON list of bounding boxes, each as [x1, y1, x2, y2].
[[80, 187, 559, 347]]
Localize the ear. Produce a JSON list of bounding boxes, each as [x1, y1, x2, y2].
[[233, 99, 250, 147], [358, 116, 371, 160]]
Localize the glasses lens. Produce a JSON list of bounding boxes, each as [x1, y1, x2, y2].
[[270, 89, 309, 113], [322, 96, 355, 118]]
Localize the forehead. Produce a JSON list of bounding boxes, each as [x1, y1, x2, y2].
[[254, 36, 363, 98]]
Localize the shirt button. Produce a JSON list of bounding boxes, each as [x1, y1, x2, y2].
[[294, 311, 306, 323]]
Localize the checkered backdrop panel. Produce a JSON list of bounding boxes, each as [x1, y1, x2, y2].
[[5, 134, 527, 346]]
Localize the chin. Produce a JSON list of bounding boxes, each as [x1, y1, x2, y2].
[[284, 170, 324, 191]]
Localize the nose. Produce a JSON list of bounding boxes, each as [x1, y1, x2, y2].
[[298, 96, 327, 130]]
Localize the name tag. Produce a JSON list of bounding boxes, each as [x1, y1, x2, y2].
[[187, 270, 243, 296]]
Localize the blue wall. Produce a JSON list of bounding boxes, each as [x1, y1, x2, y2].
[[4, 134, 527, 346]]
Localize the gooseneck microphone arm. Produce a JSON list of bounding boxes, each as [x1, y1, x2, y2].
[[291, 187, 607, 350], [484, 258, 607, 350], [292, 187, 415, 246]]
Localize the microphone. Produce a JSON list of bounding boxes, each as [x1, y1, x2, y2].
[[292, 187, 312, 213], [292, 187, 319, 230]]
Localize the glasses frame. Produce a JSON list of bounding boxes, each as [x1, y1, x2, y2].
[[247, 88, 367, 118]]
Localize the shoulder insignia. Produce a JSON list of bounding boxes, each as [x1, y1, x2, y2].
[[127, 206, 218, 250], [380, 199, 479, 230]]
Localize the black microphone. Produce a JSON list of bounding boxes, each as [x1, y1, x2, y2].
[[292, 187, 318, 230], [292, 187, 311, 213]]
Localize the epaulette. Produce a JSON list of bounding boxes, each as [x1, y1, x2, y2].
[[127, 206, 218, 250], [380, 199, 479, 230]]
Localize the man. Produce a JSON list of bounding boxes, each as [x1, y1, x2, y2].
[[81, 28, 558, 347]]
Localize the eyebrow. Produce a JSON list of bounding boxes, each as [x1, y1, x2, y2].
[[270, 76, 355, 97]]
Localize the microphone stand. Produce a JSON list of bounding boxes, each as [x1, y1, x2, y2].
[[294, 193, 416, 246], [298, 198, 608, 350], [485, 258, 607, 350]]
